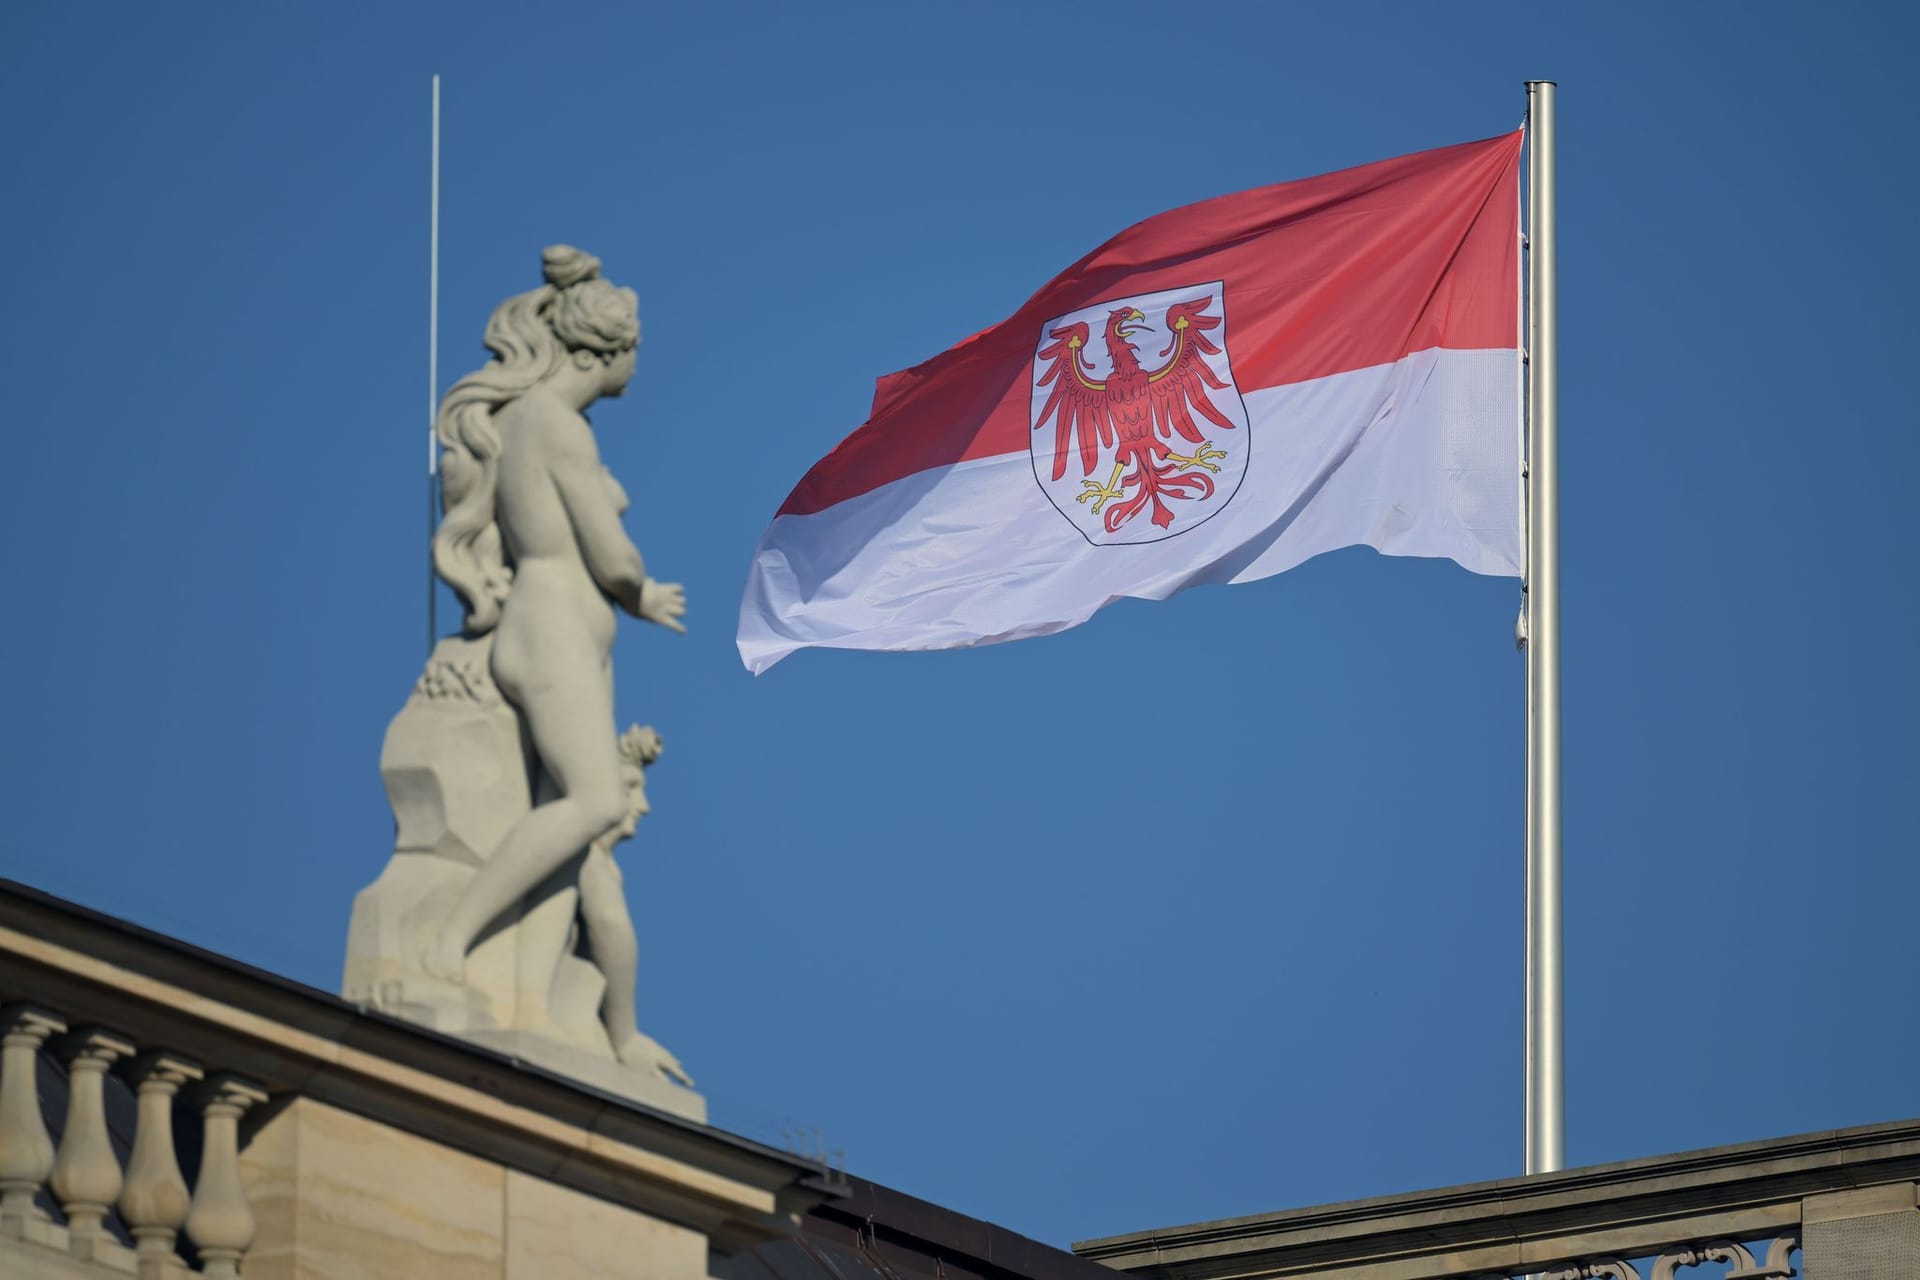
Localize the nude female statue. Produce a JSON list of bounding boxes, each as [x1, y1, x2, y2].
[[423, 246, 686, 1037]]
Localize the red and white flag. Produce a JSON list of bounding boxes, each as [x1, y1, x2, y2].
[[739, 132, 1524, 673]]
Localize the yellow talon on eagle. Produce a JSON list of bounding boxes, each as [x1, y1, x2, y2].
[[1167, 441, 1227, 474], [1076, 462, 1127, 514]]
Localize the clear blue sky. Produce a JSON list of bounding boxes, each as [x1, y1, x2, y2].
[[3, 0, 1915, 1248]]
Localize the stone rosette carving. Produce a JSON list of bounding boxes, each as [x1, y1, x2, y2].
[[412, 649, 502, 707]]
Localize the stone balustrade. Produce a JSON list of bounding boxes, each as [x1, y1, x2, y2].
[[0, 1003, 266, 1279], [0, 879, 843, 1280]]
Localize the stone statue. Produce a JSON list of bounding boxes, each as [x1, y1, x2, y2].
[[344, 247, 699, 1118], [423, 244, 687, 978]]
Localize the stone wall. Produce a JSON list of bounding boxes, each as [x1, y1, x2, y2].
[[241, 1098, 707, 1280]]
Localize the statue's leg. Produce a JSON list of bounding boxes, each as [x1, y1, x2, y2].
[[578, 850, 692, 1085], [426, 662, 625, 982], [578, 848, 639, 1050]]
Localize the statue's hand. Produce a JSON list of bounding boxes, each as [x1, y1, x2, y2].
[[639, 580, 688, 633]]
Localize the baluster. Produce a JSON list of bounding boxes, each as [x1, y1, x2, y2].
[[50, 1028, 134, 1257], [185, 1075, 267, 1280], [118, 1051, 202, 1275], [0, 1004, 65, 1233]]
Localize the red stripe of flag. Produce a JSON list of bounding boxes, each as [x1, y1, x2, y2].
[[778, 130, 1522, 519]]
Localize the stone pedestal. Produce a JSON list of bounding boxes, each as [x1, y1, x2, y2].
[[343, 635, 703, 1121]]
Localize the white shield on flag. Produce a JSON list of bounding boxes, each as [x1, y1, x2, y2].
[[1028, 280, 1251, 546]]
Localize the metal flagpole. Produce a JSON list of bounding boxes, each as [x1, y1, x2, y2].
[[1522, 79, 1563, 1178], [426, 74, 442, 655]]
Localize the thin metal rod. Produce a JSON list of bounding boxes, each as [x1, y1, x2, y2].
[[1523, 78, 1563, 1178], [427, 74, 441, 654]]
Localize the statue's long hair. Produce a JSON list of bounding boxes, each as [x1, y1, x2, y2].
[[433, 246, 639, 633]]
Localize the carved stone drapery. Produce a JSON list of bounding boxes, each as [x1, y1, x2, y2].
[[1654, 1235, 1801, 1280], [1540, 1234, 1802, 1280], [1544, 1264, 1640, 1280]]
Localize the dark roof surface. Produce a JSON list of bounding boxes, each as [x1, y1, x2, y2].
[[736, 1173, 1121, 1280]]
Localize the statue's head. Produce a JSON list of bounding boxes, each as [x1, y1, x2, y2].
[[543, 245, 640, 399], [607, 725, 663, 844]]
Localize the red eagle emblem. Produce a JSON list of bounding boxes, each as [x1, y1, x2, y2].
[[1031, 283, 1247, 540]]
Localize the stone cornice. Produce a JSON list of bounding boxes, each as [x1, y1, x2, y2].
[[1073, 1119, 1920, 1280]]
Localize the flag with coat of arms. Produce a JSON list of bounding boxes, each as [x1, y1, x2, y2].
[[738, 131, 1525, 673]]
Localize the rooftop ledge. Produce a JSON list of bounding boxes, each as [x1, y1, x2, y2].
[[1073, 1117, 1920, 1280], [3, 873, 1914, 1280]]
